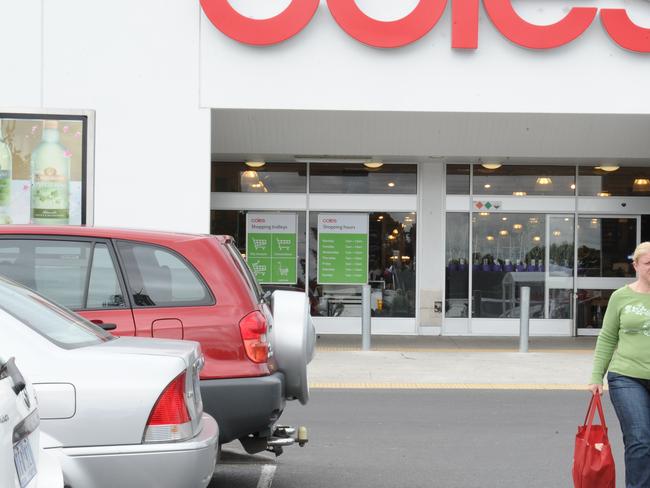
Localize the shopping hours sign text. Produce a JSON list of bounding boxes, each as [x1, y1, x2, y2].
[[201, 0, 650, 52]]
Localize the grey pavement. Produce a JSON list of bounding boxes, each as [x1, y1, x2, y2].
[[308, 335, 599, 388]]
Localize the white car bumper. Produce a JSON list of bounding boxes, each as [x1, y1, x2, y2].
[[48, 414, 219, 488]]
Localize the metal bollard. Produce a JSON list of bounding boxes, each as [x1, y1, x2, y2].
[[362, 284, 371, 351], [519, 286, 530, 353]]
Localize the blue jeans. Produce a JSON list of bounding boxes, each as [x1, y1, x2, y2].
[[608, 372, 650, 488]]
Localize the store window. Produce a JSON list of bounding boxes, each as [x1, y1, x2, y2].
[[446, 164, 470, 195], [309, 163, 417, 194], [445, 213, 469, 317], [211, 162, 306, 193], [1, 114, 88, 225], [577, 217, 637, 277], [472, 213, 546, 318], [473, 165, 575, 196], [308, 212, 416, 317], [578, 166, 650, 197]]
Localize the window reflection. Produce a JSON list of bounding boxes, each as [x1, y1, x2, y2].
[[577, 217, 636, 277], [211, 162, 306, 193], [445, 213, 469, 317], [446, 164, 470, 195], [309, 164, 417, 194], [472, 213, 546, 318], [578, 166, 650, 197], [473, 165, 575, 196]]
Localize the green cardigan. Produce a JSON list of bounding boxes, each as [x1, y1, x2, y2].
[[591, 285, 650, 385]]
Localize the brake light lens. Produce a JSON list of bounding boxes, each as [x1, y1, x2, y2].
[[239, 311, 269, 363], [143, 372, 192, 443]]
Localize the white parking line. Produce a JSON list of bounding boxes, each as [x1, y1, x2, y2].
[[256, 465, 277, 488]]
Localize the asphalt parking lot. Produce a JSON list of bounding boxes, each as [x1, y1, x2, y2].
[[210, 388, 625, 488]]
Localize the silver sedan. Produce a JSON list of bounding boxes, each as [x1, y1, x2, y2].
[[0, 277, 219, 488]]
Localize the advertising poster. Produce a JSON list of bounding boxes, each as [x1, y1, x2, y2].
[[246, 213, 298, 284], [0, 116, 86, 225], [317, 213, 369, 285]]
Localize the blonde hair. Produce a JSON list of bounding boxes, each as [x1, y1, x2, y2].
[[633, 242, 650, 263]]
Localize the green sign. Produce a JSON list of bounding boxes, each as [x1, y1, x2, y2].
[[317, 213, 368, 285], [246, 213, 298, 284]]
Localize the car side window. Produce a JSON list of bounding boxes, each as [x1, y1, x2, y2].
[[0, 239, 126, 311], [87, 244, 126, 309], [0, 239, 91, 309], [116, 241, 213, 307]]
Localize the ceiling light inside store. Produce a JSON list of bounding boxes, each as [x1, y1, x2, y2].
[[501, 217, 508, 221], [499, 230, 509, 236], [387, 182, 396, 187], [481, 162, 502, 170], [536, 177, 553, 185], [486, 235, 495, 241], [484, 184, 491, 189], [363, 161, 384, 169], [597, 192, 611, 197], [633, 178, 650, 190], [595, 165, 620, 172], [245, 161, 266, 168], [533, 236, 541, 242], [392, 229, 399, 235], [513, 191, 527, 196], [479, 212, 489, 216], [570, 184, 576, 190], [553, 230, 561, 237], [513, 224, 523, 230]]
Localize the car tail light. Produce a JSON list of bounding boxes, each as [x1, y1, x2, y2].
[[239, 310, 269, 363], [143, 372, 192, 443]]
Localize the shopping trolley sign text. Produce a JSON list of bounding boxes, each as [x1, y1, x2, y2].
[[246, 213, 298, 285]]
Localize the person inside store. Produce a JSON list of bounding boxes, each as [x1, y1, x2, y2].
[[589, 241, 650, 488]]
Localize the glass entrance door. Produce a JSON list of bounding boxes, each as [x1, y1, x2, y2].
[[546, 215, 575, 320], [576, 216, 640, 335]]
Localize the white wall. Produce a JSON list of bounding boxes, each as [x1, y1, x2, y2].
[[201, 0, 650, 114], [0, 0, 210, 233]]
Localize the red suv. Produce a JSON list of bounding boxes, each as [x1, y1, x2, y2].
[[0, 226, 314, 455]]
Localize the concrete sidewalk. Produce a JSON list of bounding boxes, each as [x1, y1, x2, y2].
[[308, 335, 599, 390]]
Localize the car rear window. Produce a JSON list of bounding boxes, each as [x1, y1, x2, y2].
[[0, 278, 113, 349], [224, 241, 263, 303]]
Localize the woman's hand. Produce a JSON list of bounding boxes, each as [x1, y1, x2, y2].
[[588, 384, 603, 395]]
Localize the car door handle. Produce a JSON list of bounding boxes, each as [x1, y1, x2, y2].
[[90, 319, 118, 331]]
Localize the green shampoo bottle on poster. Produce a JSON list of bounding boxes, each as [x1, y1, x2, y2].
[[31, 120, 70, 224], [0, 125, 12, 224]]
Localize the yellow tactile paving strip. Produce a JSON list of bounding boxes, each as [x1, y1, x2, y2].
[[309, 383, 603, 391], [316, 347, 593, 354]]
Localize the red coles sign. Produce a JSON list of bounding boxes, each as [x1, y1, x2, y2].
[[200, 0, 650, 52]]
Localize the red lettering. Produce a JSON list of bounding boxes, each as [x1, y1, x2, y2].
[[452, 0, 479, 49], [601, 9, 650, 53], [326, 0, 447, 48], [200, 0, 319, 46], [200, 0, 650, 53], [482, 0, 597, 49]]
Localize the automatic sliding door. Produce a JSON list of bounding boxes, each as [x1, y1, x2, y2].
[[576, 216, 639, 334], [546, 215, 574, 319]]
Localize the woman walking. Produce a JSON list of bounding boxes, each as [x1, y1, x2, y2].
[[589, 241, 650, 488]]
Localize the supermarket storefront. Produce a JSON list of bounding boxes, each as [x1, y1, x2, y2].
[[2, 0, 650, 335]]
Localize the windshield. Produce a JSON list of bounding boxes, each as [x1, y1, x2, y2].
[[0, 276, 113, 349]]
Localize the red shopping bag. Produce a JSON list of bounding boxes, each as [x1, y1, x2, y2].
[[572, 393, 616, 488]]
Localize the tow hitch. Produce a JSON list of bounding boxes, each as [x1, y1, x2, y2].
[[266, 425, 309, 456]]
